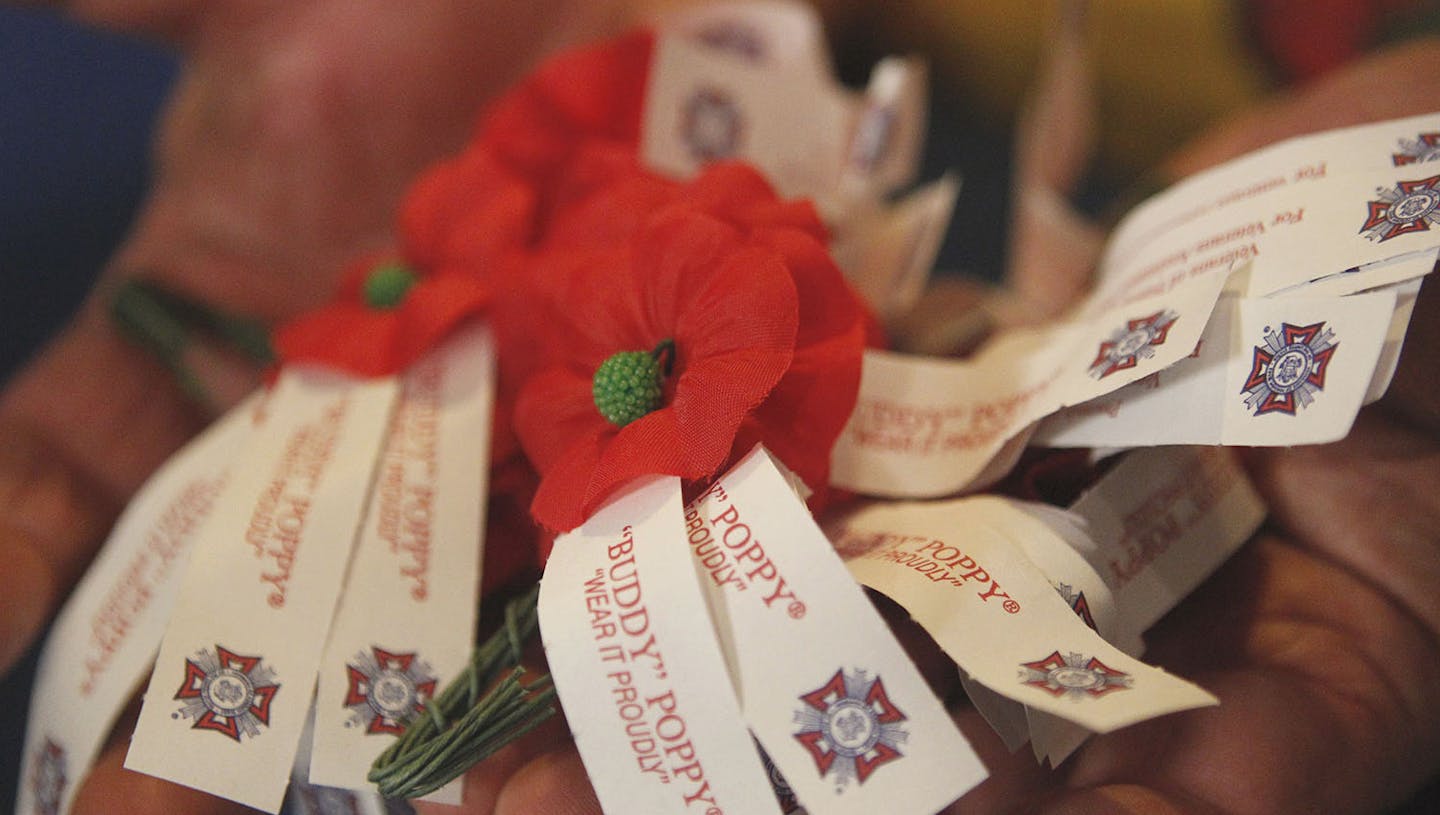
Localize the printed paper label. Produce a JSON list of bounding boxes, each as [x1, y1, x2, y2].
[[125, 368, 399, 813], [539, 476, 782, 815], [691, 448, 986, 815], [310, 325, 495, 794], [1067, 447, 1267, 638], [835, 497, 1217, 733], [18, 394, 260, 815]]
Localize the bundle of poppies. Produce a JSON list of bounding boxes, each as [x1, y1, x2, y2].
[[277, 29, 877, 560]]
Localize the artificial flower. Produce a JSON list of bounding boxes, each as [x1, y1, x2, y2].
[[273, 254, 490, 377], [515, 209, 798, 531], [513, 163, 873, 532]]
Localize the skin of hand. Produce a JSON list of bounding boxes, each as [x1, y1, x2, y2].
[[4, 1, 1439, 811], [0, 1, 632, 812]]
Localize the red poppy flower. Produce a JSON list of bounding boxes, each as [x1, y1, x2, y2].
[[515, 210, 797, 531], [398, 29, 654, 277], [274, 255, 490, 377], [476, 30, 653, 198], [514, 164, 873, 532]]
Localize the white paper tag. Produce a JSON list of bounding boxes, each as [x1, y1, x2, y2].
[[1037, 284, 1409, 448], [1067, 446, 1267, 639], [830, 175, 959, 319], [17, 394, 260, 815], [662, 0, 833, 79], [837, 56, 927, 200], [309, 325, 495, 796], [836, 497, 1217, 733], [642, 32, 853, 197], [1363, 275, 1426, 403], [1106, 112, 1440, 272], [289, 706, 400, 815], [831, 263, 1230, 497], [125, 368, 399, 813], [539, 476, 782, 815], [958, 673, 1030, 754], [692, 448, 985, 815]]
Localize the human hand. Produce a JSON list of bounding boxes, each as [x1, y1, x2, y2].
[[2, 1, 627, 811]]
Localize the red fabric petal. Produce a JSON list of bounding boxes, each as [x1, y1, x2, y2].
[[528, 426, 611, 532], [518, 210, 803, 530], [392, 273, 492, 369], [514, 367, 610, 474], [688, 162, 828, 241], [276, 262, 490, 377], [400, 150, 538, 274], [480, 31, 652, 193], [274, 305, 404, 377]]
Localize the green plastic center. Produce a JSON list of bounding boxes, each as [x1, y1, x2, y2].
[[363, 264, 419, 309], [592, 340, 675, 427]]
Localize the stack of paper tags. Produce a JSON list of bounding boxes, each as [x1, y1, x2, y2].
[[832, 114, 1440, 496]]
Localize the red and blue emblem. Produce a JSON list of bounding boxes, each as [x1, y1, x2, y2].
[[28, 738, 66, 815], [760, 748, 804, 813], [794, 668, 908, 788], [1392, 132, 1440, 166], [1019, 651, 1131, 699], [1241, 321, 1338, 416], [682, 88, 743, 163], [173, 644, 279, 742], [1057, 582, 1098, 632], [1361, 175, 1440, 242], [1088, 310, 1178, 379], [343, 646, 438, 735]]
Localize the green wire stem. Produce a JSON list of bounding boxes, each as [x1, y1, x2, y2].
[[109, 278, 275, 407], [369, 585, 556, 800]]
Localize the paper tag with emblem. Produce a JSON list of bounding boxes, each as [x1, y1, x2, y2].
[[837, 56, 928, 201], [688, 447, 986, 815], [17, 393, 261, 815], [125, 368, 399, 813], [1065, 446, 1267, 640], [835, 496, 1217, 733], [1107, 112, 1440, 269], [829, 175, 959, 320], [663, 0, 834, 80], [642, 29, 852, 197], [1037, 241, 1434, 449], [539, 475, 784, 815], [1038, 288, 1401, 448], [830, 261, 1231, 498], [308, 325, 494, 798]]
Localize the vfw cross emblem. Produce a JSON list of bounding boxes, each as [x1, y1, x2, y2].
[[1361, 175, 1440, 242], [1392, 132, 1440, 166], [343, 646, 438, 735], [1088, 310, 1178, 379], [173, 644, 279, 741], [1057, 582, 1097, 631], [682, 88, 743, 163], [1241, 321, 1338, 416], [1019, 651, 1132, 699], [29, 738, 67, 815], [793, 668, 908, 788]]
